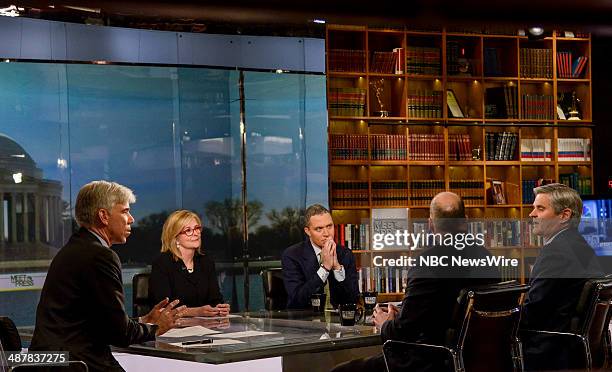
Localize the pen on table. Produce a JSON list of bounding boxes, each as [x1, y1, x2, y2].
[[182, 338, 213, 345]]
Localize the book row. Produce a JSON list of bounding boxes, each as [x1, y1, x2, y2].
[[485, 132, 518, 161], [357, 259, 524, 292], [485, 86, 519, 119], [522, 178, 555, 204], [407, 90, 443, 118], [449, 134, 474, 161], [372, 181, 410, 206], [334, 223, 370, 251], [371, 134, 408, 160], [449, 180, 485, 205], [556, 52, 588, 78], [359, 266, 408, 294], [406, 46, 442, 75], [329, 134, 369, 160], [331, 134, 592, 163], [341, 219, 546, 252], [522, 94, 555, 120], [558, 138, 591, 162], [328, 87, 367, 117], [370, 51, 398, 74], [520, 48, 553, 78], [559, 173, 592, 195], [328, 47, 588, 80], [520, 139, 553, 161], [328, 49, 366, 72]]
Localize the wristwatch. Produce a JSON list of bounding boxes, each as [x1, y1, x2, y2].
[[320, 263, 330, 272]]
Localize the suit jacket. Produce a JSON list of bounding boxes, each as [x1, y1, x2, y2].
[[282, 239, 359, 309], [522, 228, 603, 370], [381, 243, 498, 372], [150, 251, 223, 307], [523, 228, 603, 331], [30, 228, 157, 372]]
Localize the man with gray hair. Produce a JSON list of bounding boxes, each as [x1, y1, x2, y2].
[[522, 183, 603, 370], [30, 181, 184, 372]]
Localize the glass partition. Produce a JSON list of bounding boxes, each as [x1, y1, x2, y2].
[[0, 62, 327, 325]]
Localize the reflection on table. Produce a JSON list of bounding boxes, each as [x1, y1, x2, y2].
[[123, 310, 381, 364]]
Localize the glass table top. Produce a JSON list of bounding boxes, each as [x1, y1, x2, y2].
[[126, 310, 381, 364]]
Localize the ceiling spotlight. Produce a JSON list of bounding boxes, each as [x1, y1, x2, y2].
[[312, 19, 326, 24], [528, 26, 546, 40]]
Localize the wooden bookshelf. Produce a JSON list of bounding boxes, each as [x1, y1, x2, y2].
[[326, 26, 593, 299]]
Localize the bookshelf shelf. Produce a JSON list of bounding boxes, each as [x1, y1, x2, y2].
[[557, 161, 592, 166], [331, 205, 371, 210], [408, 161, 446, 166], [328, 72, 367, 77], [449, 161, 485, 165], [557, 37, 590, 41], [447, 76, 484, 81], [520, 161, 554, 166], [329, 116, 370, 120], [485, 204, 523, 208], [331, 160, 370, 166], [519, 78, 554, 82], [448, 118, 484, 123], [557, 78, 590, 83], [483, 77, 519, 81], [485, 161, 520, 165], [370, 160, 409, 166], [327, 25, 593, 290], [406, 74, 443, 80], [369, 72, 404, 78]]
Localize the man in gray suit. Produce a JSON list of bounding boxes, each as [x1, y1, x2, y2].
[[30, 181, 184, 372]]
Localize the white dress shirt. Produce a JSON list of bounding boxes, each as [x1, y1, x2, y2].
[[311, 239, 346, 283]]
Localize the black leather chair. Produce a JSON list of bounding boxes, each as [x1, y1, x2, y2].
[[132, 273, 153, 318], [260, 268, 287, 311], [522, 277, 612, 371], [383, 282, 530, 372], [0, 316, 88, 371]]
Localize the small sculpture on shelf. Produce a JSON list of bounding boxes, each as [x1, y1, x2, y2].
[[568, 91, 581, 120], [472, 145, 482, 160], [369, 78, 389, 117]]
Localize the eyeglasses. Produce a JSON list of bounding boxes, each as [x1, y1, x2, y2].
[[179, 225, 202, 236]]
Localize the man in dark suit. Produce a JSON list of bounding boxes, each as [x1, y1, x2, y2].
[[522, 183, 603, 370], [30, 181, 184, 372], [333, 192, 499, 372], [282, 204, 359, 309]]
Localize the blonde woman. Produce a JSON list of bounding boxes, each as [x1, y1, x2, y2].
[[150, 210, 230, 317]]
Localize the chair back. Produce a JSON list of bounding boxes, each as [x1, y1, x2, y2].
[[132, 273, 152, 317], [570, 277, 612, 369], [0, 316, 21, 372], [450, 282, 529, 372], [260, 268, 287, 310]]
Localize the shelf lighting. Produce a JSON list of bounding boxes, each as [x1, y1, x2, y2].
[[528, 26, 546, 40]]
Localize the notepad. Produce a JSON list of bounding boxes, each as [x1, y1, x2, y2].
[[209, 331, 280, 338], [160, 325, 221, 338], [194, 314, 241, 320], [169, 339, 245, 348]]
